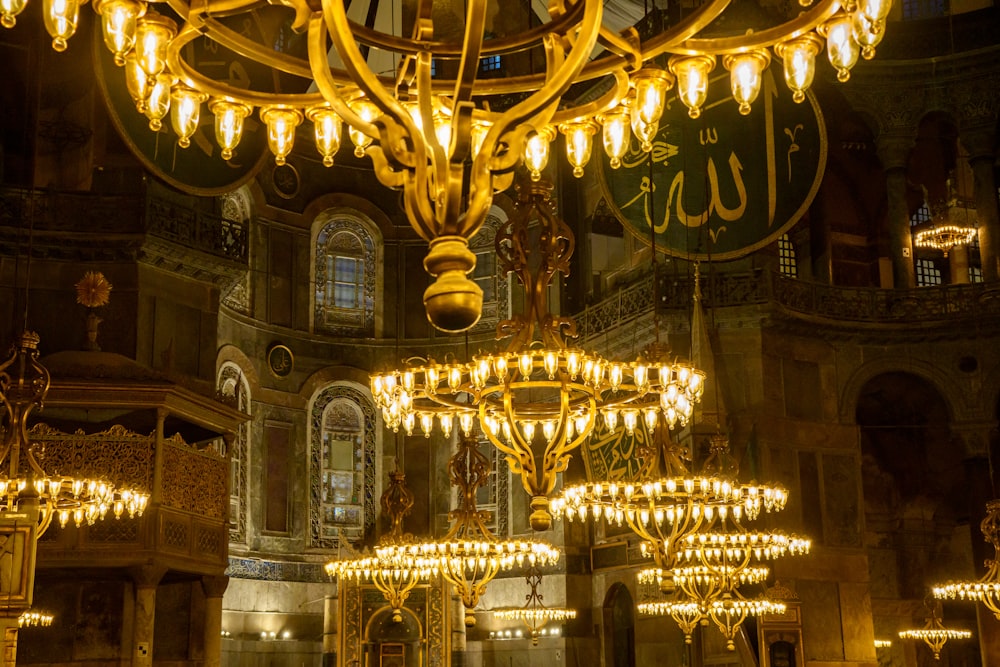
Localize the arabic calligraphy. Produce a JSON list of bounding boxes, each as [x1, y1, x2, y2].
[[600, 65, 826, 261]]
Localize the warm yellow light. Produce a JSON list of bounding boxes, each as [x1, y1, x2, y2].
[[348, 99, 378, 158], [630, 107, 658, 154], [261, 106, 303, 166], [669, 55, 715, 119], [632, 67, 674, 126], [134, 12, 176, 80], [0, 0, 27, 29], [307, 105, 342, 167], [124, 51, 149, 112], [774, 35, 823, 103], [724, 50, 770, 115], [144, 74, 173, 132], [820, 14, 860, 82], [43, 0, 80, 52], [559, 121, 597, 178], [95, 0, 144, 66], [170, 86, 207, 148], [861, 0, 892, 22], [524, 126, 555, 182], [600, 106, 630, 169], [209, 99, 252, 161], [471, 120, 491, 161], [851, 11, 884, 60]]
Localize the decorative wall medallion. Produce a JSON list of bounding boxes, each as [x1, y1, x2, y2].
[[266, 344, 294, 378], [272, 163, 301, 200]]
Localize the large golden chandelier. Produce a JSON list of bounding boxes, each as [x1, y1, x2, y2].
[[933, 498, 1000, 618], [372, 182, 705, 531], [3, 0, 890, 331], [0, 332, 149, 535], [491, 564, 576, 645]]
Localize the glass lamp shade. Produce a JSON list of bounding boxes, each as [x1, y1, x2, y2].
[[144, 74, 173, 131], [600, 106, 630, 169], [170, 86, 207, 148], [0, 0, 28, 28], [523, 126, 555, 182], [307, 105, 343, 167], [95, 0, 145, 65], [134, 11, 177, 80], [43, 0, 80, 52], [560, 121, 598, 178], [774, 35, 823, 103], [669, 55, 716, 119], [348, 99, 378, 158], [724, 50, 771, 115], [821, 14, 860, 82], [260, 106, 303, 166], [210, 99, 252, 161]]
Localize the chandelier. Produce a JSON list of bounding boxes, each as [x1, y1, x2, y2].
[[638, 593, 786, 651], [491, 564, 576, 645], [933, 498, 1000, 618], [372, 182, 705, 531], [325, 470, 439, 623], [17, 609, 54, 628], [913, 180, 978, 257], [898, 600, 971, 661], [0, 331, 149, 534], [2, 0, 890, 331], [375, 431, 560, 627]]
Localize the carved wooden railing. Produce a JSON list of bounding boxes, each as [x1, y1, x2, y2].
[[0, 185, 247, 262], [574, 269, 1000, 338], [31, 423, 228, 569]]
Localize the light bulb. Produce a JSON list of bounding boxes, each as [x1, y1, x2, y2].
[[851, 11, 885, 60], [861, 0, 892, 22], [124, 51, 149, 112], [669, 55, 715, 119], [632, 66, 674, 126], [261, 106, 303, 166], [0, 0, 27, 29], [348, 99, 378, 158], [307, 105, 342, 167], [559, 120, 597, 178], [523, 126, 554, 182], [95, 0, 144, 65], [134, 12, 177, 80], [144, 74, 173, 132], [724, 50, 770, 115], [631, 114, 658, 154], [170, 86, 207, 148], [600, 106, 630, 169], [43, 0, 80, 51], [210, 99, 252, 161], [774, 35, 823, 103], [821, 14, 860, 82]]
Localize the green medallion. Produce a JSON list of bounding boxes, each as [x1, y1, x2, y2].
[[600, 67, 827, 260]]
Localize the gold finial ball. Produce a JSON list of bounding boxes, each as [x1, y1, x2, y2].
[[529, 496, 552, 532], [422, 238, 483, 333], [464, 612, 477, 628]]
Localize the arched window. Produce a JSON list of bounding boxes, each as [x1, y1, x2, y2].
[[469, 209, 510, 334], [217, 361, 250, 544], [778, 233, 798, 278], [221, 188, 253, 315], [314, 213, 379, 336], [310, 385, 377, 547], [910, 201, 932, 227]]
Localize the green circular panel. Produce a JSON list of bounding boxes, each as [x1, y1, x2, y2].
[[600, 67, 827, 260], [93, 16, 272, 195]]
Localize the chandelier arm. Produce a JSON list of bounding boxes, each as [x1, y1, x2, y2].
[[595, 25, 642, 71], [451, 0, 488, 104], [668, 0, 842, 56], [548, 70, 631, 127], [628, 0, 732, 61]]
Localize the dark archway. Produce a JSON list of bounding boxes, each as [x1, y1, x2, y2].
[[603, 582, 636, 667]]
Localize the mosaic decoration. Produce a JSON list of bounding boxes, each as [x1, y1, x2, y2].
[[314, 216, 377, 337], [310, 385, 377, 548], [225, 557, 328, 582], [220, 192, 253, 316], [29, 423, 153, 489], [582, 422, 656, 484], [218, 362, 250, 544]]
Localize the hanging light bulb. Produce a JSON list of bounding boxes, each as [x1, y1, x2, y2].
[[124, 51, 150, 112], [144, 73, 173, 132], [559, 120, 597, 178], [600, 106, 630, 169], [632, 67, 674, 126], [669, 55, 715, 119], [134, 11, 177, 80], [820, 14, 860, 82], [209, 99, 252, 161], [348, 98, 378, 158], [631, 115, 658, 154], [94, 0, 144, 66], [774, 35, 823, 103], [724, 50, 770, 115], [261, 106, 303, 166], [523, 126, 555, 182], [307, 105, 343, 167], [170, 86, 207, 148], [43, 0, 80, 52], [851, 11, 884, 60], [0, 0, 27, 29], [860, 0, 892, 23]]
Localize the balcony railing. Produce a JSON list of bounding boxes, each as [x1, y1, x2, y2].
[[574, 269, 1000, 338]]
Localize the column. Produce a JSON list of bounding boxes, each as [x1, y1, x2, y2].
[[877, 134, 916, 289], [950, 245, 971, 284], [130, 564, 167, 667], [0, 614, 19, 667], [323, 594, 338, 667], [953, 423, 1000, 667], [201, 575, 229, 667], [961, 128, 1000, 282], [450, 593, 466, 667]]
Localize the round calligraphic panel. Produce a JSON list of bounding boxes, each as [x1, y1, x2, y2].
[[93, 14, 274, 195], [600, 68, 827, 261]]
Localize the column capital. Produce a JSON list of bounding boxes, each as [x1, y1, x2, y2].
[[201, 575, 229, 598], [876, 134, 915, 172], [130, 564, 168, 589]]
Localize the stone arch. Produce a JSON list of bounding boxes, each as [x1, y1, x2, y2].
[[839, 356, 968, 425], [216, 344, 260, 392], [217, 359, 252, 544], [602, 582, 635, 667]]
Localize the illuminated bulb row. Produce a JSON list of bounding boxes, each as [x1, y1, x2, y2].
[[676, 531, 811, 554], [708, 597, 786, 618], [326, 556, 440, 582], [379, 540, 561, 569], [0, 476, 149, 528], [492, 607, 577, 622], [18, 610, 54, 628], [933, 581, 1000, 604], [898, 629, 972, 640]]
